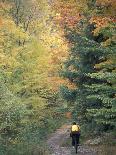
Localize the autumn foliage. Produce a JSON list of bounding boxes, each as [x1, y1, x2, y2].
[[0, 0, 116, 154]]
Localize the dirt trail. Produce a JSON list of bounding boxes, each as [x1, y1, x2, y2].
[[47, 124, 97, 155]]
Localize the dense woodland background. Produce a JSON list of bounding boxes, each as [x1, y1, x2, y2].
[[0, 0, 116, 155]]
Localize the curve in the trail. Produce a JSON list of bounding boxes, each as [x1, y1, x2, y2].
[[47, 124, 97, 155]]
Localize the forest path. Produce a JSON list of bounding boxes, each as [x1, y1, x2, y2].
[[47, 124, 97, 155]]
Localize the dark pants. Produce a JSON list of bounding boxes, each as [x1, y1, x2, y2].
[[72, 133, 80, 146]]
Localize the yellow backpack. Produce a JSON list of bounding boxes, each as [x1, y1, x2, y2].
[[71, 125, 80, 132]]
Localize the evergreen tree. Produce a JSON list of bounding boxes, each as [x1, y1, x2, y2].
[[61, 23, 116, 133], [85, 23, 116, 131], [61, 30, 106, 118]]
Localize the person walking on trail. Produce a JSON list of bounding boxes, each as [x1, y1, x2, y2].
[[70, 122, 80, 147]]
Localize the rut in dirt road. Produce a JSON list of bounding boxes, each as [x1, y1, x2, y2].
[[47, 124, 97, 155]]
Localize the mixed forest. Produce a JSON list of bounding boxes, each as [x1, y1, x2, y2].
[[0, 0, 116, 155]]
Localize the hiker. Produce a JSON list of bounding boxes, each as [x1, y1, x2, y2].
[[70, 122, 80, 147]]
